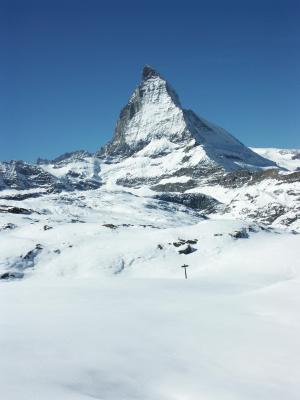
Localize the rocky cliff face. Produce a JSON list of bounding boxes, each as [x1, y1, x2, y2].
[[97, 66, 187, 158], [0, 161, 57, 191]]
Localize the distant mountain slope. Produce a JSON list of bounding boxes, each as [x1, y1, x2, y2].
[[251, 148, 300, 171], [0, 151, 101, 192]]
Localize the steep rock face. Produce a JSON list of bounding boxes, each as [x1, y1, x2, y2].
[[98, 66, 276, 173], [98, 66, 186, 158]]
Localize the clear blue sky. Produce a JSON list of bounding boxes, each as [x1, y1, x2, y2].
[[1, 0, 299, 161]]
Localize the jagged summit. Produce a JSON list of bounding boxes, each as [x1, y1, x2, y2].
[[142, 65, 161, 80], [97, 66, 276, 172], [97, 65, 183, 158]]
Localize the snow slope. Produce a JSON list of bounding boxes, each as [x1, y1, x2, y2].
[[1, 229, 300, 399], [1, 186, 300, 399], [252, 147, 300, 171], [188, 177, 300, 232]]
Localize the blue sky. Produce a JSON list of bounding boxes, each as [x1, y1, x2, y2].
[[1, 0, 299, 161]]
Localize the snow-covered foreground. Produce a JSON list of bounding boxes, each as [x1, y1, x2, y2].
[[1, 187, 300, 399], [1, 272, 300, 400], [1, 187, 299, 279]]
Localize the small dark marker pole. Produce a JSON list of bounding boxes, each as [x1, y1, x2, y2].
[[181, 264, 189, 279]]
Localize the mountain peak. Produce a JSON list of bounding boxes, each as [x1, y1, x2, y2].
[[97, 67, 276, 171], [142, 65, 161, 81]]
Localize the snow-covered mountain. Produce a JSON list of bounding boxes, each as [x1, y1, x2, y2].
[[98, 66, 274, 171], [0, 65, 299, 232], [96, 65, 277, 189], [1, 66, 300, 400], [0, 66, 279, 193]]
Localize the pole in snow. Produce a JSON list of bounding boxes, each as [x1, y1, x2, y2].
[[181, 264, 189, 279]]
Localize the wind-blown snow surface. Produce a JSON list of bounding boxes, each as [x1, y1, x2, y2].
[[1, 187, 300, 399], [1, 274, 300, 400]]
